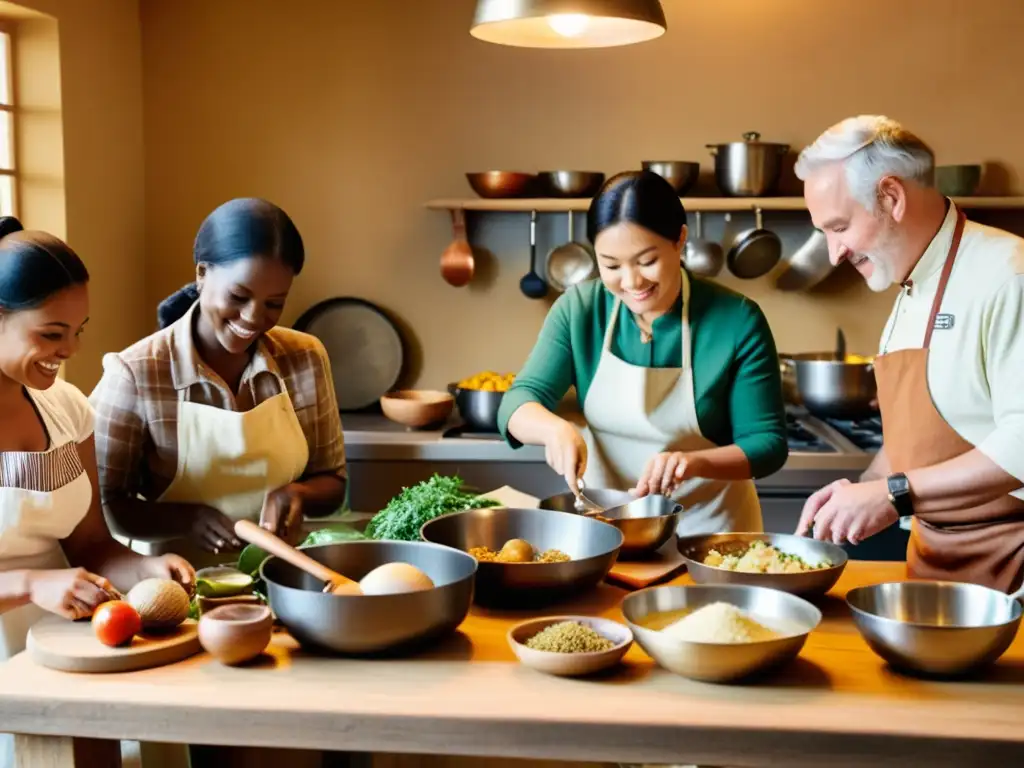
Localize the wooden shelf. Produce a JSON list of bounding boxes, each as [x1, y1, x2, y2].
[[426, 195, 1024, 213]]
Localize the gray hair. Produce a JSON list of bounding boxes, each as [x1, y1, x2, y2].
[[794, 115, 935, 209]]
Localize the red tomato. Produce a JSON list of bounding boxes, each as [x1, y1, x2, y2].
[[92, 600, 142, 647]]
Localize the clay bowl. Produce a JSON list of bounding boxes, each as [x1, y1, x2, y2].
[[508, 615, 633, 677], [380, 390, 455, 428], [198, 603, 274, 665]]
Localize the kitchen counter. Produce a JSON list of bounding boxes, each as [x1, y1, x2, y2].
[[3, 561, 1023, 767]]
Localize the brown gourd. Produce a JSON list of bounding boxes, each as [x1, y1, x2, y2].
[[125, 578, 191, 630]]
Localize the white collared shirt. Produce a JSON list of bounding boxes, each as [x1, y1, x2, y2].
[[879, 201, 1024, 496]]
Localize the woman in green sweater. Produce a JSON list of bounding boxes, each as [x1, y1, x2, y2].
[[497, 170, 788, 534]]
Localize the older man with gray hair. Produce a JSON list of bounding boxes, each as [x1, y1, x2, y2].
[[795, 115, 1024, 593]]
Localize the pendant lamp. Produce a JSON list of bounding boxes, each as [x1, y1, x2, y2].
[[470, 0, 667, 49]]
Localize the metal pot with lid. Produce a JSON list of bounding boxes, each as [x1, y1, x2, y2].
[[707, 131, 790, 197]]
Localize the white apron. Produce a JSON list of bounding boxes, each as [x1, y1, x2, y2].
[[0, 442, 150, 768], [581, 269, 763, 535], [145, 376, 310, 569]]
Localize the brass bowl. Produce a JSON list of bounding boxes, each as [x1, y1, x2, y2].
[[466, 171, 536, 198], [538, 170, 605, 198]]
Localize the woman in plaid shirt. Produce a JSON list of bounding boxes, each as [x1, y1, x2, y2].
[[89, 198, 348, 570]]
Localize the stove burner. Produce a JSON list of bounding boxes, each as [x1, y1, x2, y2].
[[785, 413, 836, 454], [442, 424, 504, 441], [825, 416, 883, 451]]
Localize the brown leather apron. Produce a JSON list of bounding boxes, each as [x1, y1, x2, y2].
[[874, 209, 1024, 593]]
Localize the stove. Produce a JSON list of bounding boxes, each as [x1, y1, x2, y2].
[[785, 412, 837, 453], [442, 424, 504, 441], [824, 416, 884, 452]]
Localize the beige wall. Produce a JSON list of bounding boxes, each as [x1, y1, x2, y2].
[[125, 0, 1021, 389], [4, 0, 145, 391]]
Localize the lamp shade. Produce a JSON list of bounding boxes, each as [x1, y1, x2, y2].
[[470, 0, 667, 49]]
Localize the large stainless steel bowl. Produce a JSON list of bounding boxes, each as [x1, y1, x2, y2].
[[676, 532, 848, 597], [622, 584, 822, 683], [419, 507, 623, 608], [641, 161, 700, 195], [260, 540, 477, 655], [846, 580, 1024, 677], [539, 489, 683, 558], [780, 353, 877, 421]]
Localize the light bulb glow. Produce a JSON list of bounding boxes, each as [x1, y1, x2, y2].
[[547, 13, 590, 38]]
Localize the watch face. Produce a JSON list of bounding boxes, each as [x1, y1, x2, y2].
[[889, 474, 910, 495]]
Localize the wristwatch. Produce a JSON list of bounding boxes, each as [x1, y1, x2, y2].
[[886, 472, 914, 518]]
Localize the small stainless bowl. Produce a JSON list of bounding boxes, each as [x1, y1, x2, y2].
[[676, 532, 847, 598], [622, 584, 821, 683], [465, 171, 536, 198], [420, 507, 623, 608], [539, 489, 683, 558], [847, 580, 1024, 677], [260, 540, 477, 655], [642, 161, 700, 195], [538, 170, 605, 198]]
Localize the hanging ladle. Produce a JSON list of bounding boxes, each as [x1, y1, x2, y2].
[[519, 210, 548, 299], [440, 208, 474, 287], [234, 519, 363, 595]]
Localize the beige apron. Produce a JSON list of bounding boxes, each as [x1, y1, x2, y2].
[[0, 442, 148, 768], [149, 378, 309, 570], [875, 209, 1024, 593], [581, 268, 763, 535]]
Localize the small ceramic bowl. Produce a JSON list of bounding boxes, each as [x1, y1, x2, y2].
[[198, 603, 273, 665], [507, 615, 633, 677], [379, 390, 454, 429]]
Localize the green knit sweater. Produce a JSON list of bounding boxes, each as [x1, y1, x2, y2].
[[496, 276, 788, 478]]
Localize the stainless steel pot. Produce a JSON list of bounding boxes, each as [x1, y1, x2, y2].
[[448, 384, 504, 433], [706, 131, 790, 197], [780, 353, 877, 421]]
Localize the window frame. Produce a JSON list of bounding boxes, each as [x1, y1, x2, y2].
[[0, 19, 19, 218]]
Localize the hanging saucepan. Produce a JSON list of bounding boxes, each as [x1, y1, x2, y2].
[[683, 211, 724, 277], [774, 230, 835, 292], [546, 211, 597, 292], [726, 207, 781, 279]]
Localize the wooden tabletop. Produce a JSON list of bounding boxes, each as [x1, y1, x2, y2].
[[2, 561, 1024, 767]]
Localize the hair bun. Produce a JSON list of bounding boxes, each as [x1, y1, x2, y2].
[[0, 216, 24, 240], [156, 282, 200, 330]]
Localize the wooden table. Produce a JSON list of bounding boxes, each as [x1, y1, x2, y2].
[[3, 562, 1024, 768]]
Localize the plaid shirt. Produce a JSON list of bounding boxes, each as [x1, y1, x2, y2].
[[88, 302, 346, 508]]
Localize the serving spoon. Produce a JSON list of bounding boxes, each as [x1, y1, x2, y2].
[[234, 520, 362, 595]]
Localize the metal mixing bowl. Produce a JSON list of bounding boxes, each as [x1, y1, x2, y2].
[[448, 384, 504, 433], [846, 580, 1024, 677], [466, 171, 536, 199], [539, 489, 683, 558], [419, 507, 623, 608], [260, 540, 477, 655], [641, 161, 700, 195], [622, 584, 822, 682], [676, 532, 848, 597], [538, 170, 606, 198]]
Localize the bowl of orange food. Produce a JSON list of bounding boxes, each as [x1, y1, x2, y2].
[[448, 370, 516, 433]]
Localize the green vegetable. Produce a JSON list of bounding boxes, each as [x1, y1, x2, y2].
[[299, 525, 366, 546], [364, 473, 499, 542], [237, 543, 271, 577]]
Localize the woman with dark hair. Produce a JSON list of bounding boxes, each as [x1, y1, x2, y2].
[[0, 218, 193, 768], [497, 171, 787, 535], [89, 198, 347, 569]]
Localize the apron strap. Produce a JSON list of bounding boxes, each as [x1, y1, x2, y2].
[[923, 209, 967, 349]]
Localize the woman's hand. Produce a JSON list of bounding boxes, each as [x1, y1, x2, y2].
[[260, 484, 305, 544], [632, 452, 704, 498], [139, 554, 196, 594], [543, 421, 588, 492], [185, 505, 243, 554], [27, 568, 116, 620]]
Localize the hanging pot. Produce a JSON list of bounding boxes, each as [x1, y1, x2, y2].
[[725, 207, 781, 279]]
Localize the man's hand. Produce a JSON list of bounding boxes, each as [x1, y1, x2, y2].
[[800, 479, 898, 545], [260, 485, 305, 544]]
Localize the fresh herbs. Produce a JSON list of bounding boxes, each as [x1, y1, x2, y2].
[[364, 473, 499, 542]]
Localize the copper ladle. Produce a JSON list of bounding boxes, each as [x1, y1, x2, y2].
[[440, 208, 474, 287], [234, 520, 362, 595]]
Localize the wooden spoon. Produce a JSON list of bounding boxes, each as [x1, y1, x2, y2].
[[234, 520, 362, 595], [440, 208, 474, 287]]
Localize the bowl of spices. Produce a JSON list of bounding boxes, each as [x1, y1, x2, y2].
[[507, 615, 633, 677]]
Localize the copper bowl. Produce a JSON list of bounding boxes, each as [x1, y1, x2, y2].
[[466, 171, 536, 198], [538, 171, 606, 198]]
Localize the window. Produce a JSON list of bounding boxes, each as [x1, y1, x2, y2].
[[0, 25, 16, 217]]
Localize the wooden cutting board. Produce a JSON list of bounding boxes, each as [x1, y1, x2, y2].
[[27, 616, 202, 673], [605, 535, 688, 590]]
